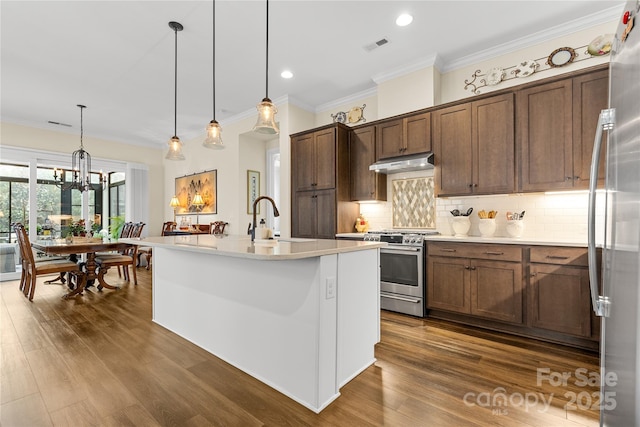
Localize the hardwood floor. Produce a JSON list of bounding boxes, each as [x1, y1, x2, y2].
[[1, 268, 600, 426]]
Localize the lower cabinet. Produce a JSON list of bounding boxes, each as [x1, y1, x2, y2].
[[426, 242, 599, 350], [528, 246, 595, 339], [427, 242, 523, 325]]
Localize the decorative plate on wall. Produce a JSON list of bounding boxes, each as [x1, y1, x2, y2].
[[485, 67, 505, 86], [547, 47, 576, 68], [514, 59, 539, 78], [587, 34, 614, 56], [347, 104, 366, 124], [331, 111, 347, 123]]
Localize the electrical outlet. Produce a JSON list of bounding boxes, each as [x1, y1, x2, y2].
[[326, 277, 336, 299]]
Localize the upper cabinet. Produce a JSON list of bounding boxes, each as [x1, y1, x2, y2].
[[291, 124, 359, 238], [376, 112, 431, 160], [516, 68, 608, 192], [572, 69, 609, 189], [350, 125, 387, 201], [292, 127, 337, 192], [433, 93, 514, 196]]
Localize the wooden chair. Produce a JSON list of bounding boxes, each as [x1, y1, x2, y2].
[[13, 223, 85, 301], [137, 221, 175, 270], [96, 222, 144, 286], [210, 221, 228, 235]]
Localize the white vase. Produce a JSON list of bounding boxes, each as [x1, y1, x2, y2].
[[451, 216, 471, 237], [478, 218, 496, 237], [506, 220, 524, 238]]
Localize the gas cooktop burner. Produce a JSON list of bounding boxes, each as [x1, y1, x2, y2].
[[363, 229, 439, 246]]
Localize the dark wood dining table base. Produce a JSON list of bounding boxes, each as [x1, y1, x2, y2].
[[31, 240, 129, 299]]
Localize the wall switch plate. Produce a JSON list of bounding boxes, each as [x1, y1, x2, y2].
[[326, 277, 336, 299]]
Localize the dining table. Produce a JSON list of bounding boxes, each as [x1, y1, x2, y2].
[[31, 238, 131, 298]]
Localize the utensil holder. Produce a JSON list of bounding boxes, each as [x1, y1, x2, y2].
[[506, 220, 524, 238], [451, 216, 471, 237], [478, 218, 497, 237]]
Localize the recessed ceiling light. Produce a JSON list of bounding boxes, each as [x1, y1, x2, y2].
[[396, 13, 413, 27], [281, 70, 293, 79]]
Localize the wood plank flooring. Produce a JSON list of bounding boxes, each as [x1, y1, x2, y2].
[[1, 268, 600, 426]]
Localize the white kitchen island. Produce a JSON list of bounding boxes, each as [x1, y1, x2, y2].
[[120, 234, 384, 413]]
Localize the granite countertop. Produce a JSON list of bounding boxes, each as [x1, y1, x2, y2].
[[120, 235, 386, 261]]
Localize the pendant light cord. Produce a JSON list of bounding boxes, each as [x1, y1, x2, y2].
[[212, 0, 216, 120], [265, 0, 269, 99], [174, 24, 178, 137], [79, 105, 84, 149]]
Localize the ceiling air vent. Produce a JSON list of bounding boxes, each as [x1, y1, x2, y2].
[[363, 38, 389, 52], [47, 120, 72, 127]]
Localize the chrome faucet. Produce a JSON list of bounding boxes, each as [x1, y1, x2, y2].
[[251, 196, 280, 241]]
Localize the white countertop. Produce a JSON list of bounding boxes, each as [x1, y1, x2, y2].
[[121, 234, 386, 260], [335, 232, 588, 247]]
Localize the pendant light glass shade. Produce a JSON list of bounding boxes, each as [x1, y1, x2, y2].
[[254, 97, 279, 134], [203, 0, 224, 149], [165, 135, 185, 160], [166, 21, 185, 161], [203, 119, 224, 148], [253, 0, 279, 135]]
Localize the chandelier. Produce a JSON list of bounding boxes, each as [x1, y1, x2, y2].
[[53, 105, 105, 191]]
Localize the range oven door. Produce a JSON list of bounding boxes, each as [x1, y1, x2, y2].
[[379, 245, 424, 317]]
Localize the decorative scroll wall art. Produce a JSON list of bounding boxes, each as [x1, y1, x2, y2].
[[464, 34, 613, 95], [175, 170, 217, 214]]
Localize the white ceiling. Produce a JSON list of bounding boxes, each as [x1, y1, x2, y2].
[[0, 1, 623, 149]]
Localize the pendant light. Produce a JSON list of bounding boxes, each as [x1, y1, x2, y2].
[[166, 21, 185, 161], [53, 104, 105, 191], [203, 0, 224, 149], [253, 0, 279, 134]]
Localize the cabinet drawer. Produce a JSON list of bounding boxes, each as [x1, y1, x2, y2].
[[530, 246, 588, 266], [428, 242, 522, 262]]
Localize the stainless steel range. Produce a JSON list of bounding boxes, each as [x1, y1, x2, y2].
[[364, 230, 439, 317]]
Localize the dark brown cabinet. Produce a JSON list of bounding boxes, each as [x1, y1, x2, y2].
[[427, 241, 599, 349], [433, 93, 514, 196], [572, 69, 609, 189], [517, 68, 608, 192], [350, 125, 386, 201], [427, 242, 523, 324], [291, 124, 358, 238], [376, 112, 431, 160], [292, 189, 337, 239], [529, 246, 596, 339], [292, 127, 336, 192]]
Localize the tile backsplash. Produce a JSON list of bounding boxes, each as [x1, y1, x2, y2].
[[357, 170, 605, 242]]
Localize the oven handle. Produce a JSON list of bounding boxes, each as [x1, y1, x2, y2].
[[380, 246, 422, 253], [381, 293, 421, 304]]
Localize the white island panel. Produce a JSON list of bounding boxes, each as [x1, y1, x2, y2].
[[151, 245, 379, 413]]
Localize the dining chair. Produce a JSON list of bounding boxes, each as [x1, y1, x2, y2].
[[95, 222, 144, 286], [137, 221, 175, 270], [13, 223, 85, 301], [210, 221, 228, 235]]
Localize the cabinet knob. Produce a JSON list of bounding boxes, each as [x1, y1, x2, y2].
[[530, 273, 537, 277], [468, 184, 473, 188], [470, 266, 476, 270], [565, 176, 573, 181], [465, 265, 470, 270], [574, 176, 581, 181]]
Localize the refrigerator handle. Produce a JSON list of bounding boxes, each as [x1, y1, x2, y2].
[[588, 108, 614, 317]]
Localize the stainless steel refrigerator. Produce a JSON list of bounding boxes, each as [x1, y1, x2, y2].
[[588, 1, 640, 425]]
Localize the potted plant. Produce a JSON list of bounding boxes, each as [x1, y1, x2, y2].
[[110, 216, 125, 240]]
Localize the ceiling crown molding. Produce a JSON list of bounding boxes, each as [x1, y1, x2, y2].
[[315, 87, 377, 114], [441, 4, 623, 72], [372, 54, 443, 84]]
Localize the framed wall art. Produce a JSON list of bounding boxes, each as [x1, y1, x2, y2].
[[247, 170, 260, 214], [174, 170, 217, 215]]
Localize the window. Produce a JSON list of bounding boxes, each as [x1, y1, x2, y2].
[[0, 163, 29, 243], [109, 172, 125, 230]]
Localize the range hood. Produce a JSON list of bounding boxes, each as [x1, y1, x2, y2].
[[369, 152, 434, 174]]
